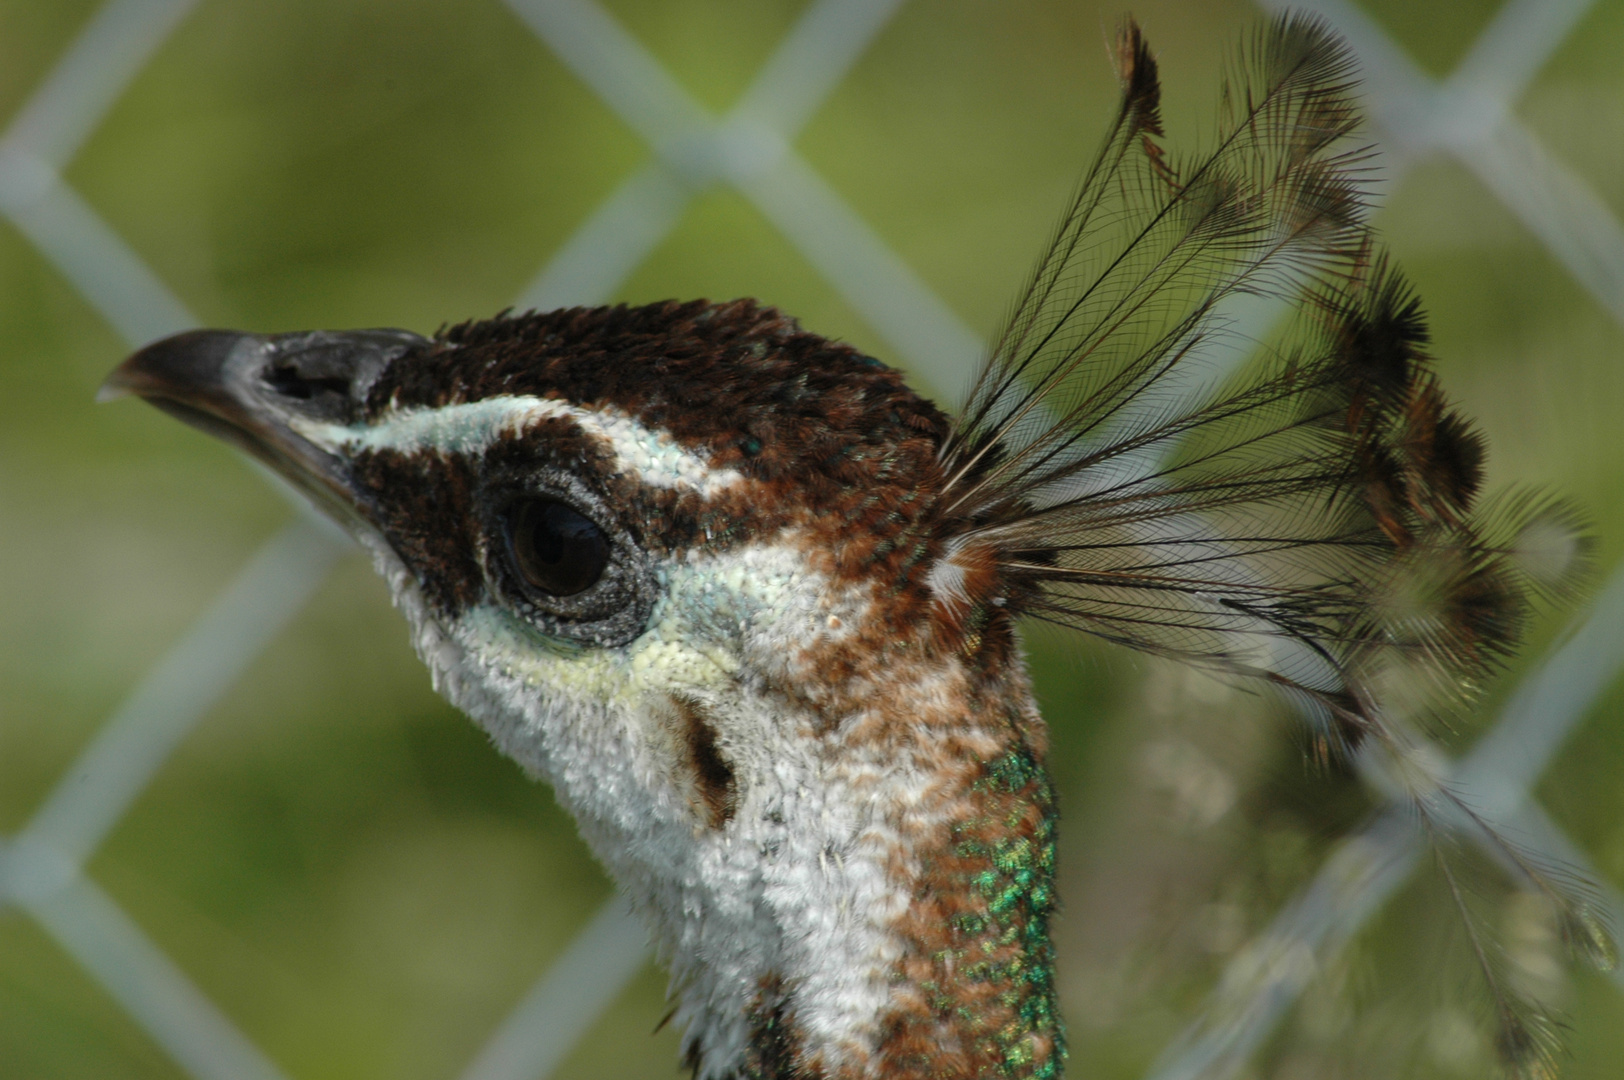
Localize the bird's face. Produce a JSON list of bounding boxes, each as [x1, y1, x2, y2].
[[105, 301, 959, 794], [103, 302, 976, 995]]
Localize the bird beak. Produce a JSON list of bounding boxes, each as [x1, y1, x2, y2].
[[101, 327, 429, 531]]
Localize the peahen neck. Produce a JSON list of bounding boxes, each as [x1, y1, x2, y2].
[[513, 637, 1067, 1080]]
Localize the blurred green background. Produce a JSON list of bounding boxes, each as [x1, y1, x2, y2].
[[4, 0, 1624, 1077]]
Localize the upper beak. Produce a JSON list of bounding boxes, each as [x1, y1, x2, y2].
[[102, 327, 428, 529]]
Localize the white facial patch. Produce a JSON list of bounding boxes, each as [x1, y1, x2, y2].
[[292, 395, 744, 497], [373, 528, 907, 1079]]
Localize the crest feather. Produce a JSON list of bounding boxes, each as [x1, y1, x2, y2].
[[934, 15, 1602, 1070]]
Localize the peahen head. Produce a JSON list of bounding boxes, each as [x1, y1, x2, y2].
[[104, 301, 1059, 1079]]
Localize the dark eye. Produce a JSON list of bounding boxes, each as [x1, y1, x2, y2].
[[506, 498, 610, 596]]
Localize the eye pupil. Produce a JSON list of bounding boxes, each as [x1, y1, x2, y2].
[[508, 498, 609, 596]]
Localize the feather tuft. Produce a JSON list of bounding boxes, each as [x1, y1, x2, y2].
[[932, 13, 1605, 1069]]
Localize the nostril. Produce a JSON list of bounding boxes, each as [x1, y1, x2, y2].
[[262, 361, 352, 401], [250, 329, 427, 422]]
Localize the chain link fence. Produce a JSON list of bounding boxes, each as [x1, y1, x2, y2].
[[1, 0, 1621, 1076]]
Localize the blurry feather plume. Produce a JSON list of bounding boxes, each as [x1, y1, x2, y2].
[[936, 14, 1602, 1073]]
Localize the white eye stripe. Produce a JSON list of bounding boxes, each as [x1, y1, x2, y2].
[[291, 395, 745, 496]]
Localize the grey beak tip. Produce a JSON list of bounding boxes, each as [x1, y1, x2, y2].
[[101, 329, 267, 408], [95, 378, 133, 404]]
